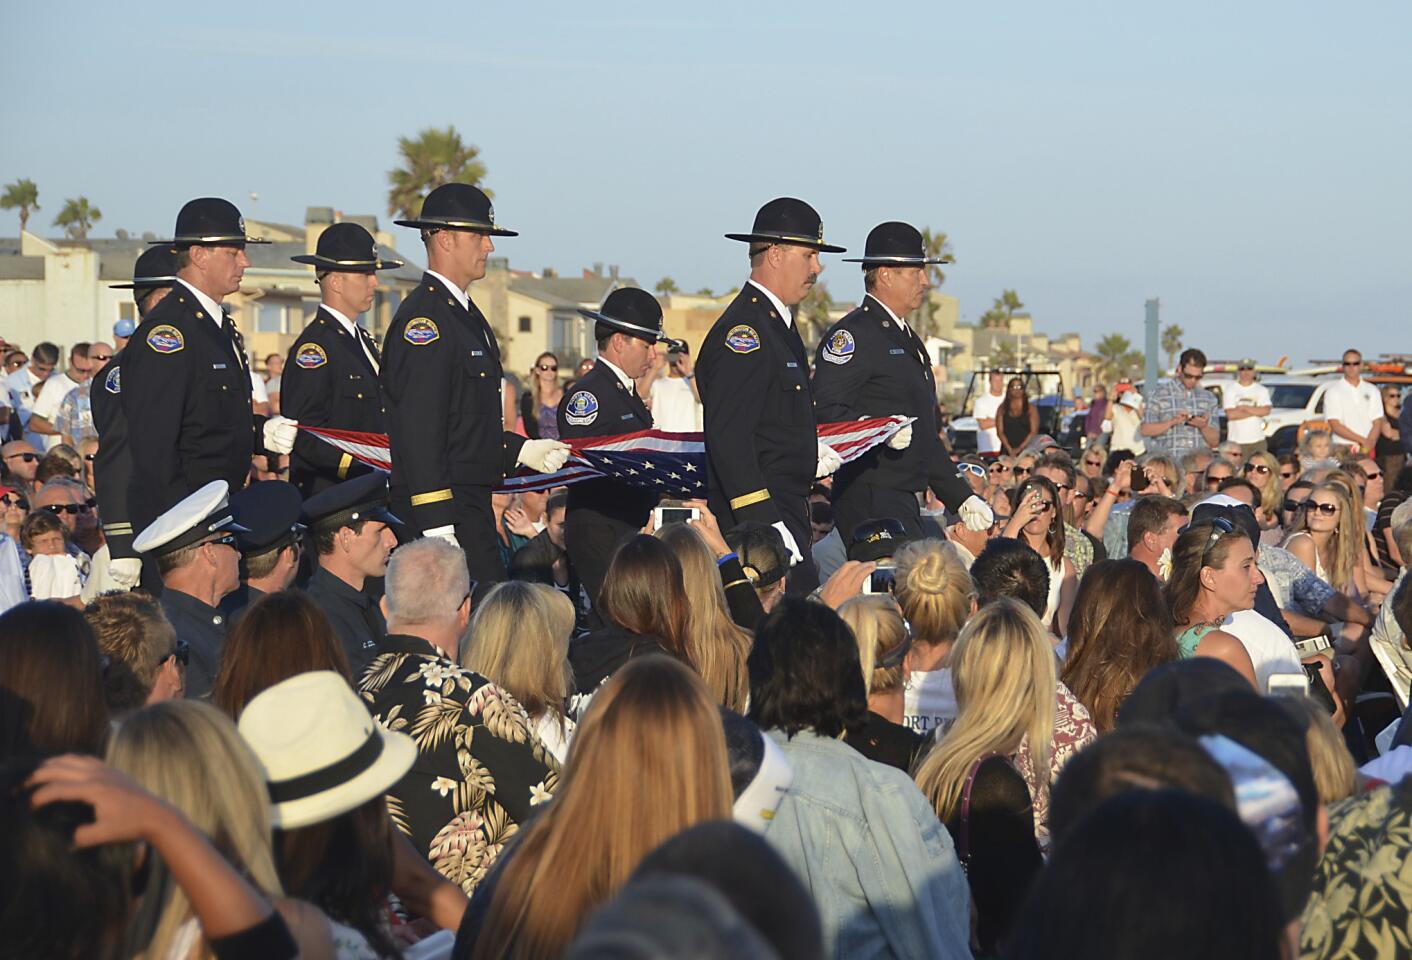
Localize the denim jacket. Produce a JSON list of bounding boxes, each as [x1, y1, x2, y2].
[[763, 729, 972, 960]]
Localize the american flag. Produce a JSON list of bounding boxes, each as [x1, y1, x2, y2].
[[298, 416, 914, 497]]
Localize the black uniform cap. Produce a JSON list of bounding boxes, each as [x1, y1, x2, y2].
[[841, 221, 950, 266], [847, 518, 911, 563], [393, 183, 518, 236], [109, 245, 180, 290], [300, 473, 401, 533], [291, 222, 404, 273], [229, 480, 305, 557], [578, 287, 681, 347], [725, 197, 845, 253], [150, 197, 270, 247]]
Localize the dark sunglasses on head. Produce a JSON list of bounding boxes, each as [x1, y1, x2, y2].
[[1307, 501, 1339, 515], [4, 452, 37, 463], [43, 503, 91, 516], [1180, 516, 1237, 562]]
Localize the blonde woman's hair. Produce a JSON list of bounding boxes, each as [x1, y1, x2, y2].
[[1277, 696, 1357, 805], [463, 580, 575, 729], [893, 538, 974, 647], [837, 595, 910, 695], [655, 523, 752, 711], [106, 700, 282, 960], [1294, 481, 1361, 591], [1246, 450, 1282, 523], [471, 656, 733, 960], [913, 598, 1056, 821]]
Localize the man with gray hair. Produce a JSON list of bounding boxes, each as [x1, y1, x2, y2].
[[1369, 499, 1412, 708], [360, 537, 559, 894]]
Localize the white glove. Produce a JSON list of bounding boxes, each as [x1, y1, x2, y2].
[[959, 495, 995, 532], [262, 416, 299, 455], [422, 525, 460, 547], [815, 442, 843, 479], [886, 423, 913, 451], [772, 520, 804, 567], [109, 557, 142, 591], [517, 438, 571, 473]]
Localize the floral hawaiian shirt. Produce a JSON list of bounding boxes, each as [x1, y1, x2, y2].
[[358, 634, 560, 895]]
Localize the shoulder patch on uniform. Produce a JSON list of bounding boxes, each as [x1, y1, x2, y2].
[[146, 324, 184, 354], [403, 317, 440, 346], [725, 324, 760, 354], [294, 343, 328, 369], [565, 390, 599, 426], [822, 328, 855, 365], [103, 365, 121, 395]]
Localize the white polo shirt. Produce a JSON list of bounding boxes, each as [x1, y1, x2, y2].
[[1322, 377, 1384, 445], [1223, 379, 1272, 445]]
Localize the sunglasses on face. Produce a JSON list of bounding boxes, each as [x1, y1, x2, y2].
[[84, 454, 96, 462], [4, 359, 26, 370], [4, 453, 37, 463], [1281, 499, 1306, 513], [168, 638, 190, 667], [958, 463, 987, 480], [989, 463, 1011, 474], [1014, 466, 1031, 476], [1342, 360, 1362, 367], [1279, 470, 1295, 480], [1363, 470, 1382, 481], [43, 503, 91, 516], [89, 354, 113, 363], [1205, 476, 1229, 488], [205, 533, 239, 549], [1083, 458, 1102, 467], [1245, 463, 1271, 475], [1308, 501, 1339, 516], [537, 364, 558, 372], [1, 495, 26, 509]]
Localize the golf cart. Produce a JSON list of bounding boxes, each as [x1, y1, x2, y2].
[[948, 368, 1069, 454]]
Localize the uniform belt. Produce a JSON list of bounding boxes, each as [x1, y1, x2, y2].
[[411, 488, 453, 506]]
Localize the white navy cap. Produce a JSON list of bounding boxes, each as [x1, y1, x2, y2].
[[133, 480, 250, 557]]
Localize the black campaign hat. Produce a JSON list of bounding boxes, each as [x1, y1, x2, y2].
[[109, 245, 180, 290], [842, 221, 949, 266], [300, 473, 401, 533], [393, 183, 518, 235], [150, 197, 270, 247], [291, 222, 404, 272], [725, 197, 845, 253], [848, 518, 911, 563], [577, 288, 681, 347], [229, 480, 305, 557]]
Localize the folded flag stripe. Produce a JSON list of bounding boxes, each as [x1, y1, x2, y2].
[[297, 417, 914, 497]]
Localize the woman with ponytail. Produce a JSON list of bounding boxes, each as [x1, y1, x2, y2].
[[891, 539, 976, 737]]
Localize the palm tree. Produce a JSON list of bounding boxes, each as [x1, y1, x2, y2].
[[1161, 324, 1185, 371], [694, 286, 714, 297], [1094, 333, 1144, 384], [916, 226, 955, 337], [979, 306, 1007, 329], [655, 277, 679, 295], [798, 281, 833, 351], [386, 126, 489, 221], [1, 178, 40, 233], [54, 197, 101, 240], [998, 289, 1024, 325], [991, 337, 1019, 369]]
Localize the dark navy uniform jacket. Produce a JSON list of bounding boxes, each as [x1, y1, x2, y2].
[[379, 273, 526, 533], [160, 588, 228, 701], [696, 284, 816, 529], [280, 306, 385, 497], [556, 360, 659, 528], [90, 352, 138, 559], [305, 567, 386, 677], [812, 294, 972, 508], [121, 285, 263, 534]]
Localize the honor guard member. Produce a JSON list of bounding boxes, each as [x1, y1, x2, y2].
[[221, 479, 305, 625], [93, 246, 179, 591], [281, 223, 403, 497], [384, 183, 569, 586], [557, 288, 677, 605], [133, 480, 248, 700], [302, 473, 399, 675], [698, 198, 846, 593], [814, 221, 994, 540], [122, 198, 300, 542]]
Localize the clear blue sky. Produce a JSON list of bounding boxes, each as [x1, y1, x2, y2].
[[3, 0, 1409, 364]]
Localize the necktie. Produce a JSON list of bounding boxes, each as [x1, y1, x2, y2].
[[356, 325, 381, 374], [220, 309, 246, 369]]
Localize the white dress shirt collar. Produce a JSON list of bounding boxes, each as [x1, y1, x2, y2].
[[321, 303, 358, 335], [866, 293, 909, 334], [175, 278, 225, 331], [427, 270, 469, 312], [747, 279, 794, 328], [596, 355, 637, 394]]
